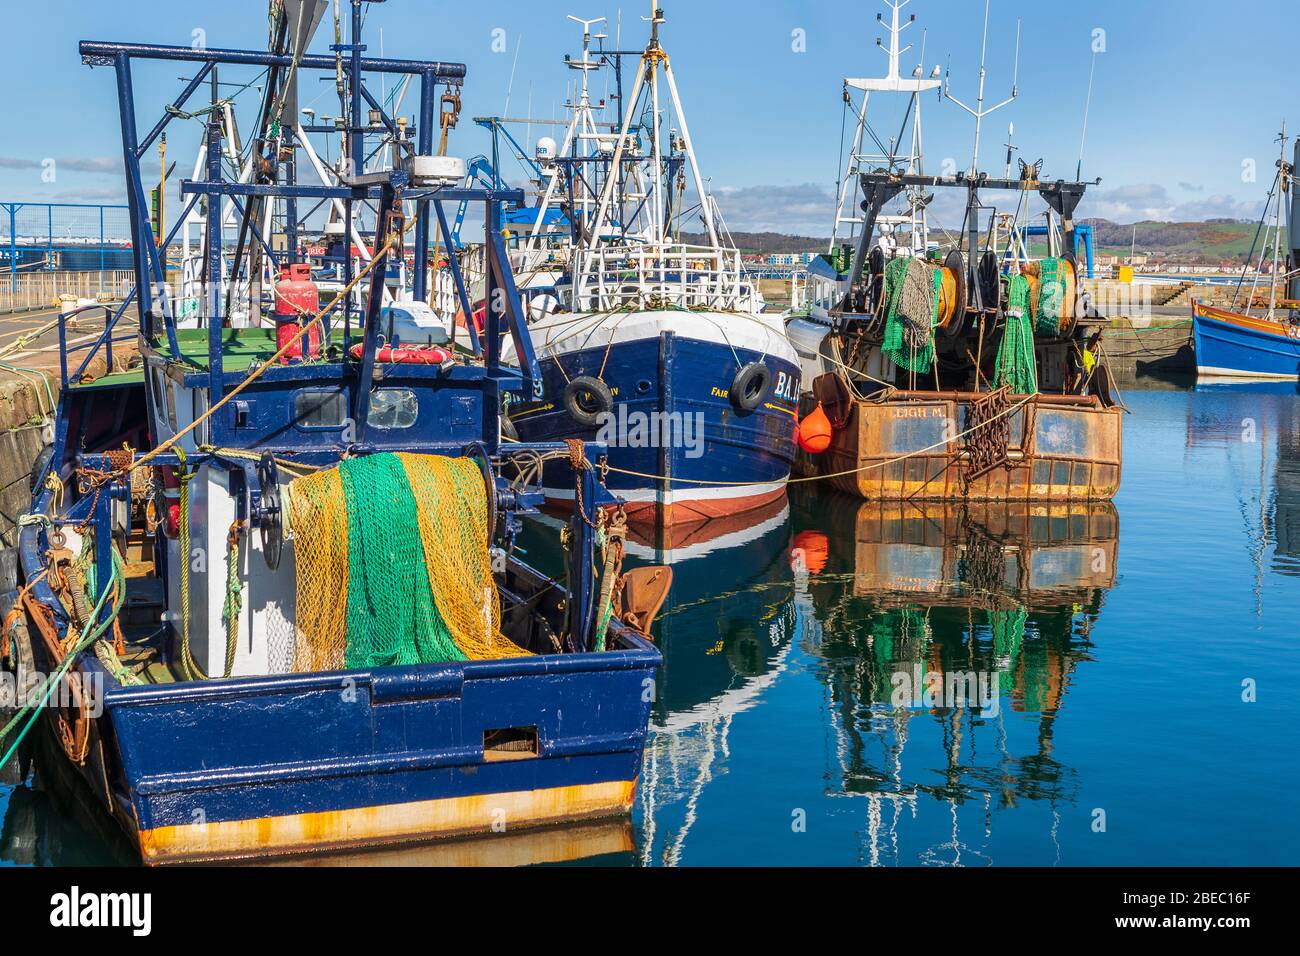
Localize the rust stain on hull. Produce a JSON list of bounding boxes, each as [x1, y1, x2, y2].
[[136, 779, 637, 865], [820, 392, 1122, 501]]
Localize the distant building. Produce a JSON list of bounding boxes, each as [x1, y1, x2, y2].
[[765, 252, 817, 266]]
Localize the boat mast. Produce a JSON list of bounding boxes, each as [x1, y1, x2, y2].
[[587, 3, 720, 249], [1267, 123, 1288, 319], [831, 0, 940, 256], [525, 14, 607, 251], [943, 0, 1019, 177]]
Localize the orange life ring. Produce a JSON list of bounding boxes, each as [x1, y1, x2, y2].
[[348, 343, 453, 365]]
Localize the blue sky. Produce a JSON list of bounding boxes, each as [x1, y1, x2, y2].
[[0, 0, 1294, 234]]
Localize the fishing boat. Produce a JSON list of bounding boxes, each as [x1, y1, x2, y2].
[[504, 7, 801, 527], [1192, 133, 1299, 379], [1, 4, 664, 865], [790, 0, 1122, 502]]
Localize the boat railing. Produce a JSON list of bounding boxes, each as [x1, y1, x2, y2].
[[57, 299, 140, 388], [568, 242, 747, 313]]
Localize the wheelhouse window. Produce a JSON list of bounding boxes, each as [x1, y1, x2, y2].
[[369, 388, 418, 430], [294, 388, 348, 429]]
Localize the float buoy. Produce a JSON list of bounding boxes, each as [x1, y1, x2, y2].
[[454, 298, 487, 336], [797, 402, 833, 454], [348, 343, 452, 364], [791, 530, 829, 574]]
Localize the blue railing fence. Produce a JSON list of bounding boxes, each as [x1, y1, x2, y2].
[[2, 201, 134, 312]]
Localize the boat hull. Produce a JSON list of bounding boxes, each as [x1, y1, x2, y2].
[[816, 391, 1122, 501], [1192, 302, 1300, 380], [510, 325, 800, 526], [15, 628, 658, 864], [14, 484, 660, 865]]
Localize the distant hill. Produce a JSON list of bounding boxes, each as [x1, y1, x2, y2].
[[692, 219, 1267, 265], [1084, 218, 1260, 264]]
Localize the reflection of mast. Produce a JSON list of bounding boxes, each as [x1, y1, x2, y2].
[[638, 583, 804, 865]]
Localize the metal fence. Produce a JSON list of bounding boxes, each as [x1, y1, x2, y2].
[[1, 201, 134, 313]]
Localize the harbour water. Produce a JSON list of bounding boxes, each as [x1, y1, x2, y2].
[[3, 381, 1298, 866]]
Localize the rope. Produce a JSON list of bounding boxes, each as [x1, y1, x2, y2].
[[593, 508, 628, 652], [1, 548, 126, 769], [1104, 319, 1192, 335], [221, 521, 245, 679], [174, 447, 207, 681], [604, 393, 1035, 486]]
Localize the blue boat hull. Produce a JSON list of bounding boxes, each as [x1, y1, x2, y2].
[[509, 331, 800, 525], [1193, 302, 1300, 379], [14, 560, 658, 864], [111, 639, 656, 862]]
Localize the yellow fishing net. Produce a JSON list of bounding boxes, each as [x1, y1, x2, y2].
[[284, 453, 528, 672]]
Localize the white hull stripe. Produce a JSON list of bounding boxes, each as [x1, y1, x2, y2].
[[1197, 365, 1300, 381], [544, 478, 788, 505]]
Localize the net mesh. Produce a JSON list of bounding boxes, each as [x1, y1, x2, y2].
[[1023, 257, 1075, 336], [993, 274, 1039, 394], [881, 257, 942, 374], [284, 453, 527, 672]]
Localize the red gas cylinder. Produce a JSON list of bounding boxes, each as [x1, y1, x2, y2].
[[274, 263, 321, 361]]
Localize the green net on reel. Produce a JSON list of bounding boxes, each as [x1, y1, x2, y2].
[[881, 257, 942, 374], [285, 452, 529, 673], [993, 274, 1039, 394], [1034, 257, 1068, 335], [338, 454, 467, 669]]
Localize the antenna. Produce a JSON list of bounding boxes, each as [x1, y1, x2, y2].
[[1077, 47, 1098, 180], [943, 0, 1019, 175]]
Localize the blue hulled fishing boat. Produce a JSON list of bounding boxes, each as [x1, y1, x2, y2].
[[1192, 132, 1300, 379], [1, 2, 664, 864], [1193, 301, 1300, 379], [504, 8, 801, 527]]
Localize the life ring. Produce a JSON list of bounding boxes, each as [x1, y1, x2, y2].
[[348, 343, 452, 364], [729, 361, 770, 413], [563, 375, 613, 427]]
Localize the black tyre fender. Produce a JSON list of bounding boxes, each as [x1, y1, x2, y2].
[[730, 361, 770, 413], [499, 414, 519, 442], [563, 375, 613, 428]]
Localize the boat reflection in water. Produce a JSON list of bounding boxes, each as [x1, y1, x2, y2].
[[801, 494, 1118, 866], [623, 497, 833, 866]]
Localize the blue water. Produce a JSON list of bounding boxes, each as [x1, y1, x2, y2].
[[3, 383, 1298, 865], [626, 383, 1300, 866]]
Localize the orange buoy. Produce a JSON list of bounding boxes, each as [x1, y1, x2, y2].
[[797, 402, 833, 454], [791, 530, 829, 574]]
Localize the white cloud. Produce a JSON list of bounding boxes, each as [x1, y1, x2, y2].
[[708, 182, 836, 236], [1076, 183, 1263, 222], [702, 180, 1268, 236]]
